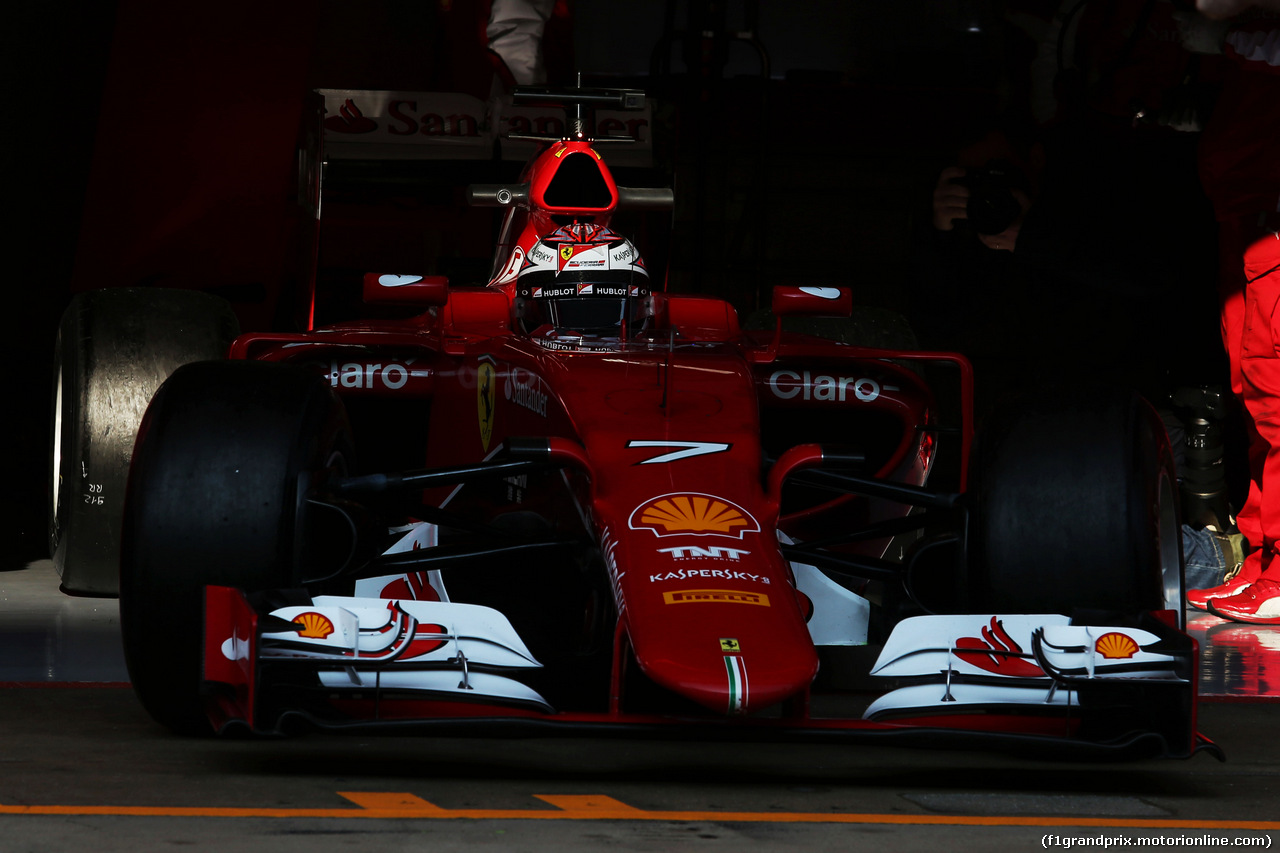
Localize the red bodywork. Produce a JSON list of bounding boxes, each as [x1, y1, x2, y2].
[[220, 127, 964, 721], [228, 288, 955, 719], [201, 104, 1204, 760]]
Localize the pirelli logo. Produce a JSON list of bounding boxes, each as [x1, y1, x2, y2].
[[662, 589, 771, 607]]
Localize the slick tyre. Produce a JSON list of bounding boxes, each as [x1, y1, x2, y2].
[[970, 388, 1183, 624], [119, 361, 351, 734], [50, 289, 239, 595]]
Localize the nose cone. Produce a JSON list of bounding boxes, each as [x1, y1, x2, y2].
[[595, 491, 819, 717], [629, 590, 819, 716]]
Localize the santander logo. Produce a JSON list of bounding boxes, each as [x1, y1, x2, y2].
[[954, 617, 1044, 678], [325, 98, 377, 134]]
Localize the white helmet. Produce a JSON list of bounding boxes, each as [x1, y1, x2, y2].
[[515, 223, 651, 351]]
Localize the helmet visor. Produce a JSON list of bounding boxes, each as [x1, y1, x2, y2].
[[544, 296, 628, 332]]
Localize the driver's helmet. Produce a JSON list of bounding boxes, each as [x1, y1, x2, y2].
[[515, 223, 650, 351]]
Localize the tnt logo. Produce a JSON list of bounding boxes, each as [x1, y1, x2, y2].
[[657, 546, 749, 561]]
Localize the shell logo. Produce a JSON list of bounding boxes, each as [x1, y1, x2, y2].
[[629, 493, 761, 539], [1095, 632, 1139, 660], [294, 612, 335, 639]]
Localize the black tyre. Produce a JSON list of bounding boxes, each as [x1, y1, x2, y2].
[[50, 289, 239, 595], [119, 360, 351, 734], [970, 388, 1184, 625]]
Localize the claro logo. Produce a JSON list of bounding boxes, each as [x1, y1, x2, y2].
[[767, 369, 882, 402], [330, 361, 415, 390]]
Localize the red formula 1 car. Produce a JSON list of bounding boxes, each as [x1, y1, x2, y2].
[[51, 86, 1215, 760]]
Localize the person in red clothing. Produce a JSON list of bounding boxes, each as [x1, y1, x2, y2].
[[1184, 12, 1280, 623]]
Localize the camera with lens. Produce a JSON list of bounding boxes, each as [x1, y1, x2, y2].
[[954, 161, 1024, 236]]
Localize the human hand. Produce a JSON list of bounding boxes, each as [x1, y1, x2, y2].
[[932, 166, 970, 231]]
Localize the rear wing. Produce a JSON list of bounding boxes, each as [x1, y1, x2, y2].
[[317, 88, 654, 167]]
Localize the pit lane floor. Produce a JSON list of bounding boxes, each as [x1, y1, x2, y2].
[[2, 560, 1279, 852]]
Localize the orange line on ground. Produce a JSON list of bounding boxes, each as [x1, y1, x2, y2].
[[338, 793, 446, 812], [0, 796, 1277, 828]]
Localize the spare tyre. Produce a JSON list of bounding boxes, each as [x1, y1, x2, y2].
[[49, 288, 239, 595]]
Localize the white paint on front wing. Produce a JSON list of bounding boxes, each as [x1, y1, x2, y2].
[[864, 681, 1075, 720], [256, 597, 540, 669], [872, 614, 1067, 678], [872, 615, 1183, 682], [317, 668, 551, 710], [1039, 625, 1182, 680]]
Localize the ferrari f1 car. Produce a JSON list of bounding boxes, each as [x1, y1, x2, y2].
[[51, 86, 1215, 760]]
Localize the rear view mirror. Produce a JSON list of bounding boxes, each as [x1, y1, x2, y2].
[[747, 286, 854, 365], [362, 274, 450, 307], [771, 286, 852, 318]]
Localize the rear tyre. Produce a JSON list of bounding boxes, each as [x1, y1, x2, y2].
[[50, 289, 239, 595], [119, 361, 351, 734], [970, 388, 1184, 625]]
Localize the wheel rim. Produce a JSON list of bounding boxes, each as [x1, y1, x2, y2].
[[52, 363, 63, 525], [1157, 468, 1184, 628]]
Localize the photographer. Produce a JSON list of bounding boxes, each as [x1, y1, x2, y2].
[[909, 0, 1242, 596], [932, 162, 1031, 254], [912, 0, 1226, 387], [913, 116, 1219, 398]]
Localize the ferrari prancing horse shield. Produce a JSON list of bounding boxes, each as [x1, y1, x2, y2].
[[477, 361, 496, 451]]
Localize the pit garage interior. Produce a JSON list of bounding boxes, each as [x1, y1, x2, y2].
[[2, 0, 1279, 845]]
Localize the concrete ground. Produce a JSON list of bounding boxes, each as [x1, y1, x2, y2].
[[2, 561, 1277, 852]]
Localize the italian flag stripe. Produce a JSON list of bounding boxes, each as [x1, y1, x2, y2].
[[723, 656, 747, 714]]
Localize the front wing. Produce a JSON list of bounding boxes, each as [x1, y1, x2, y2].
[[202, 587, 1219, 760]]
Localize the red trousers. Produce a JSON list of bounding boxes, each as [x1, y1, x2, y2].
[[1219, 217, 1280, 581]]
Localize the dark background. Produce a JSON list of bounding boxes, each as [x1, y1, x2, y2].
[[1, 0, 1231, 568]]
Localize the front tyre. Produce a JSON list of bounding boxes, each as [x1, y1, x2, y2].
[[119, 360, 351, 734], [970, 388, 1184, 626]]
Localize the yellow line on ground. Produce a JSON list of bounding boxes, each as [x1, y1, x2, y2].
[[0, 795, 1276, 829]]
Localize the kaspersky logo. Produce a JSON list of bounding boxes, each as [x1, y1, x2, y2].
[[629, 493, 761, 539]]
